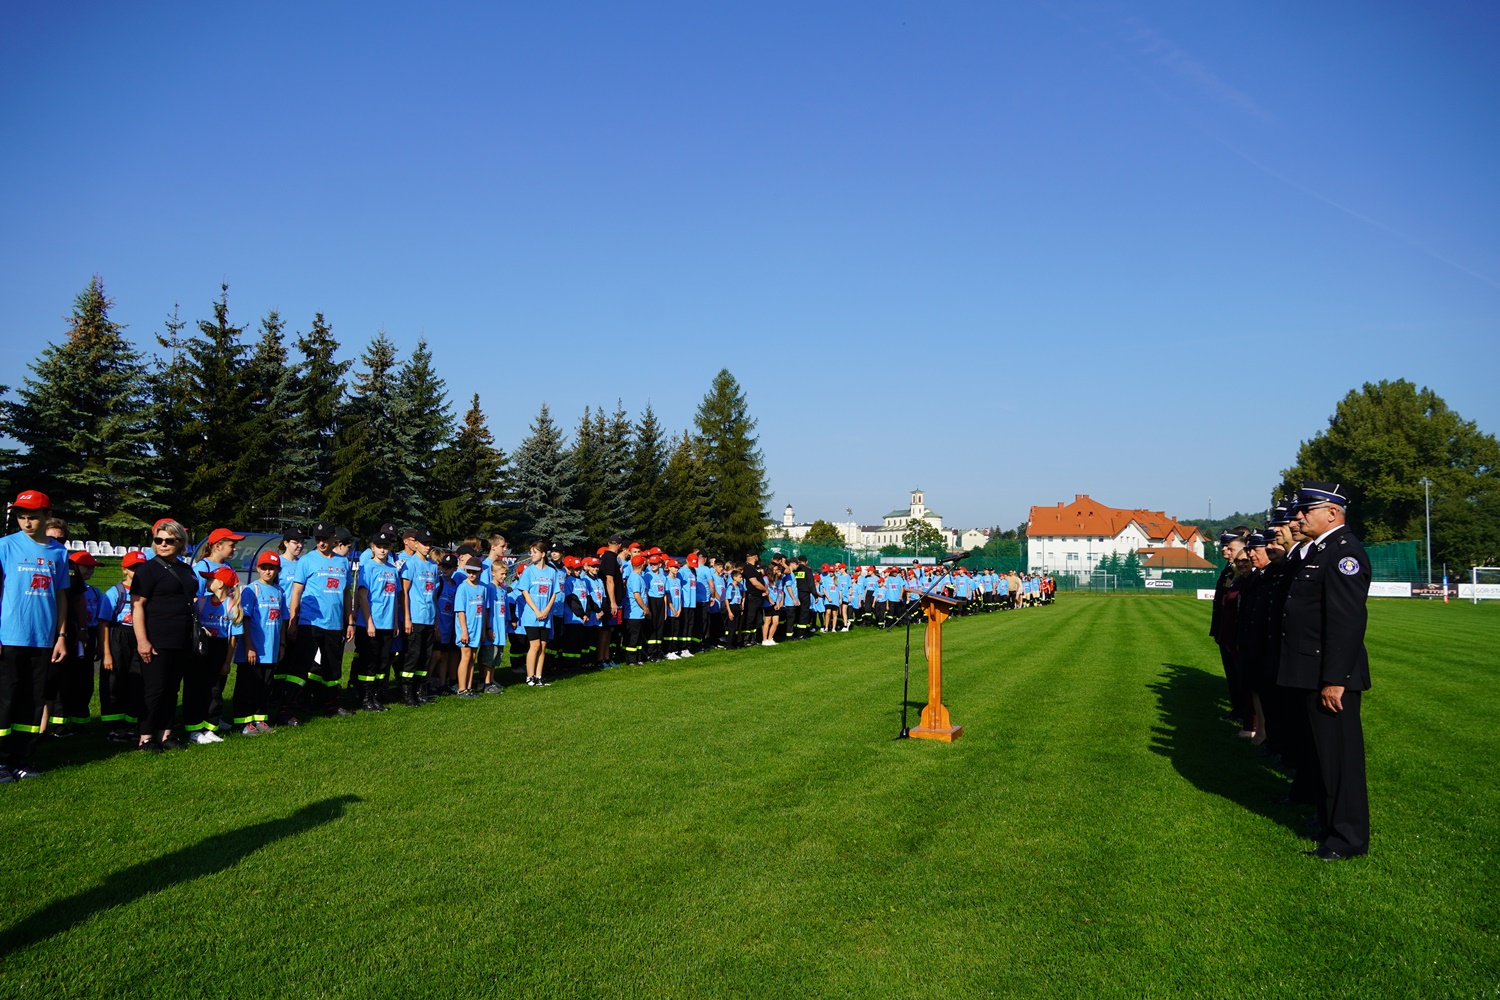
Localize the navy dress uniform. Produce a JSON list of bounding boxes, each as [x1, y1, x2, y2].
[[1277, 482, 1371, 859]]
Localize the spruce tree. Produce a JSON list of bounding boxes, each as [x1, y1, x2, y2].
[[571, 406, 607, 547], [630, 403, 668, 544], [508, 402, 584, 549], [320, 419, 385, 538], [657, 432, 710, 553], [0, 276, 161, 535], [692, 369, 769, 557], [148, 304, 195, 521], [430, 393, 509, 541], [180, 284, 252, 530], [291, 312, 349, 518], [393, 336, 453, 529], [232, 310, 312, 529], [320, 331, 408, 536], [600, 400, 635, 540]]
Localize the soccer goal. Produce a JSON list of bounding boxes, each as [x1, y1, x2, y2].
[[1087, 572, 1116, 591], [1464, 567, 1500, 604]]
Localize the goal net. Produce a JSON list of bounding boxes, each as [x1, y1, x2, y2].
[[1462, 567, 1500, 603]]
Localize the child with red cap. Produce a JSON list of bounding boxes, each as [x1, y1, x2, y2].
[[98, 551, 147, 741], [0, 490, 70, 780]]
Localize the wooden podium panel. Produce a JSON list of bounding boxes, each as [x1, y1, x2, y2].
[[904, 588, 963, 742]]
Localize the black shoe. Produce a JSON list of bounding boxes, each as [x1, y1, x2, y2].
[[136, 740, 161, 754], [328, 706, 353, 717], [12, 766, 44, 779], [160, 737, 184, 751], [275, 713, 302, 728], [1311, 845, 1363, 861], [107, 729, 136, 744], [400, 682, 418, 707]]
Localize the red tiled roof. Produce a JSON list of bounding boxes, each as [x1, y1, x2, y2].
[[1136, 547, 1215, 570], [1026, 494, 1201, 543]]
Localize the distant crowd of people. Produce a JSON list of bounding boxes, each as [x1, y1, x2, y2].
[[0, 489, 1053, 780]]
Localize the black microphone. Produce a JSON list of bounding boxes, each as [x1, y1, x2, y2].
[[938, 550, 970, 564]]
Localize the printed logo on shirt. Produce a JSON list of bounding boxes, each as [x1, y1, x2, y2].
[[29, 574, 51, 591], [384, 581, 397, 593], [325, 577, 342, 589], [267, 608, 281, 621]]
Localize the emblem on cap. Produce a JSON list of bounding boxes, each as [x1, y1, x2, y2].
[[1337, 556, 1360, 576]]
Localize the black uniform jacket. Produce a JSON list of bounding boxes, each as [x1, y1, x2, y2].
[[1208, 565, 1234, 640], [1276, 526, 1372, 692]]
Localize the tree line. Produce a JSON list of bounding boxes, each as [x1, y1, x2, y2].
[[1274, 379, 1500, 570], [0, 277, 771, 555]]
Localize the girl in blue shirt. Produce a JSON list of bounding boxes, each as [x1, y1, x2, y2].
[[453, 561, 488, 697], [187, 567, 241, 743], [518, 543, 556, 686], [663, 561, 683, 660], [235, 553, 287, 733]]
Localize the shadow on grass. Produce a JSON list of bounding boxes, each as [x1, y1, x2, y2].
[[1149, 664, 1301, 834], [0, 795, 361, 957]]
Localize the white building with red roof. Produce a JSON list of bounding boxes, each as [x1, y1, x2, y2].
[[1026, 494, 1210, 577]]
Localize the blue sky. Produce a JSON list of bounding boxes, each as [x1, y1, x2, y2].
[[3, 1, 1496, 533]]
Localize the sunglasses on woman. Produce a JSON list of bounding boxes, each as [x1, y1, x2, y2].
[[153, 536, 178, 545]]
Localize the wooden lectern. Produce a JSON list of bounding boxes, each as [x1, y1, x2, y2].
[[906, 589, 964, 742]]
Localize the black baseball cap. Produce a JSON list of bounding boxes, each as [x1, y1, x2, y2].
[[334, 527, 355, 544], [439, 553, 457, 570], [311, 521, 336, 539], [371, 530, 399, 548], [454, 544, 480, 560], [282, 527, 306, 542], [412, 528, 436, 545]]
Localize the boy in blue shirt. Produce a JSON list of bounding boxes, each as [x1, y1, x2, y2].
[[582, 557, 607, 667], [663, 559, 684, 660], [187, 566, 241, 744], [234, 551, 286, 734], [0, 490, 70, 780], [354, 530, 402, 712], [453, 560, 489, 697], [518, 543, 557, 686], [480, 560, 509, 693], [399, 528, 440, 704], [286, 522, 354, 719], [623, 553, 649, 665]]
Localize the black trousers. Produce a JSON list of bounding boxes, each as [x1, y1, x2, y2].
[[185, 636, 230, 732], [0, 645, 54, 767], [1305, 689, 1369, 855], [354, 629, 393, 686], [680, 606, 700, 649], [102, 627, 142, 727], [232, 656, 274, 725], [58, 635, 95, 726], [141, 646, 191, 736], [298, 626, 346, 705], [625, 617, 647, 664], [741, 600, 764, 641], [403, 623, 435, 680], [647, 597, 666, 658]]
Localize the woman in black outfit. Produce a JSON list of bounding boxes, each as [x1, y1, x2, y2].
[[130, 520, 198, 752]]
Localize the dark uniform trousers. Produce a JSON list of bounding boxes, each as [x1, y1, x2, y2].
[[102, 625, 142, 728], [1278, 527, 1372, 856], [0, 646, 54, 767]]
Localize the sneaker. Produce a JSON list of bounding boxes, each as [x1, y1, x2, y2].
[[48, 725, 75, 739], [483, 683, 504, 694], [456, 689, 477, 699], [205, 730, 225, 743], [160, 737, 185, 751], [535, 677, 551, 687], [240, 723, 260, 736], [276, 714, 302, 727], [680, 651, 693, 658], [107, 729, 136, 744], [188, 731, 217, 745], [665, 652, 680, 660], [0, 766, 14, 784], [446, 683, 459, 695], [526, 677, 537, 687], [214, 721, 232, 733], [12, 766, 44, 779], [254, 721, 276, 734], [761, 639, 777, 647]]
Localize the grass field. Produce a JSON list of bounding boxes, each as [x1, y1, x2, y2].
[[1, 596, 1496, 998]]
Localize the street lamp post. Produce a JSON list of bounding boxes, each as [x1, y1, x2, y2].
[[1420, 477, 1433, 586]]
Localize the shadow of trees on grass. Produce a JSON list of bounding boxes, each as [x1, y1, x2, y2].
[[1149, 664, 1302, 834], [0, 795, 361, 957]]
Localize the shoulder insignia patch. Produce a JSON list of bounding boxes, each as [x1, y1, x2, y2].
[[1337, 556, 1360, 576]]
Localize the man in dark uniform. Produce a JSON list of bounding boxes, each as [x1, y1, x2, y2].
[[1278, 482, 1372, 861], [1209, 528, 1250, 722]]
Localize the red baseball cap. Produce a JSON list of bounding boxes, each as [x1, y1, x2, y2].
[[199, 566, 238, 588], [563, 556, 581, 570], [69, 550, 97, 567], [122, 551, 147, 569], [12, 490, 50, 510], [686, 553, 699, 568], [584, 556, 600, 567], [666, 558, 679, 568], [206, 528, 246, 546], [153, 518, 174, 530], [647, 552, 662, 562], [631, 554, 646, 568], [256, 551, 281, 568]]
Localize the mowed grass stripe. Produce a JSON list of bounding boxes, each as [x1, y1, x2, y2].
[[0, 599, 1495, 998]]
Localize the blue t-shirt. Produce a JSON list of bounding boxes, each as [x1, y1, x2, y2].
[[402, 556, 441, 626], [192, 557, 229, 597], [99, 582, 135, 627], [549, 564, 567, 621], [436, 571, 462, 642], [665, 574, 682, 616], [646, 568, 666, 599], [195, 594, 241, 642], [278, 556, 300, 604], [506, 581, 525, 635], [0, 531, 69, 648], [454, 577, 488, 647], [82, 584, 103, 628], [585, 574, 606, 625], [884, 576, 904, 602], [518, 564, 556, 628], [356, 557, 402, 630], [626, 572, 648, 620], [484, 579, 508, 646], [679, 566, 697, 608], [292, 552, 350, 630], [236, 580, 287, 664]]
